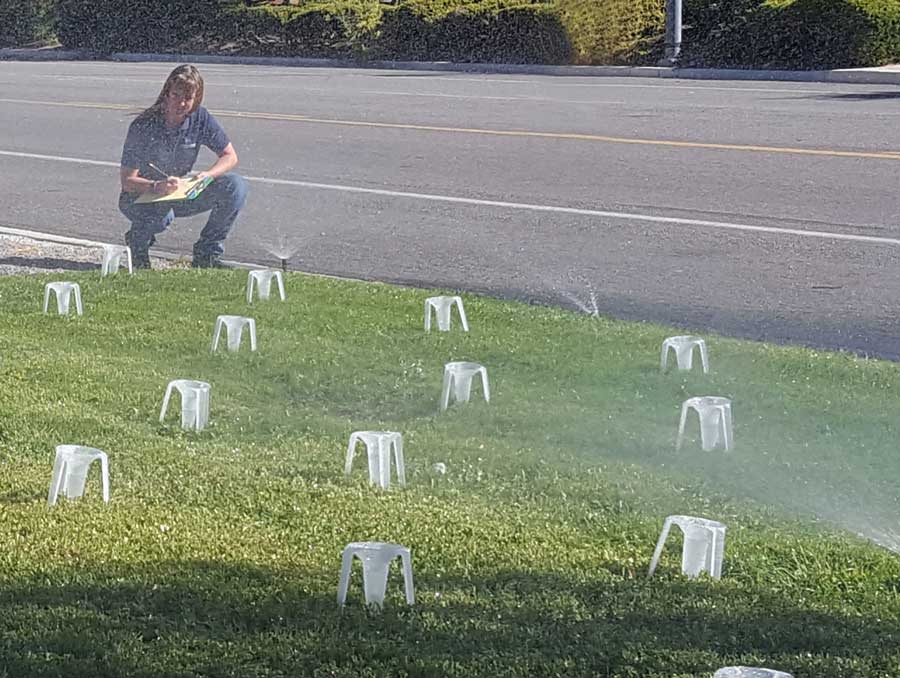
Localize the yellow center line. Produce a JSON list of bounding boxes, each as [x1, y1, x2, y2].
[[0, 99, 138, 111], [5, 97, 900, 161]]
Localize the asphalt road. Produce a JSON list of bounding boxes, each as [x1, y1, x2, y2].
[[2, 61, 899, 358]]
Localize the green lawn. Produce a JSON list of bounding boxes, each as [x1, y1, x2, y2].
[[0, 269, 898, 677]]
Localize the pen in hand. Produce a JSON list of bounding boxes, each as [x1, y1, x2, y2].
[[146, 162, 169, 180], [146, 162, 179, 195]]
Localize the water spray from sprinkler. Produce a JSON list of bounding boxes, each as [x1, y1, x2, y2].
[[560, 283, 601, 317], [547, 269, 604, 318], [264, 232, 299, 275]]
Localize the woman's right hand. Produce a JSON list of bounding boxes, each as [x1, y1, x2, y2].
[[153, 177, 180, 195]]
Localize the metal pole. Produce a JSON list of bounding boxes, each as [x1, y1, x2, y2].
[[660, 0, 683, 66]]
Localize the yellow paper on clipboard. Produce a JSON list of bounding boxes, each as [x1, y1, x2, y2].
[[134, 175, 214, 204]]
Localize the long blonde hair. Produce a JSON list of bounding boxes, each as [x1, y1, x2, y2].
[[141, 64, 205, 119]]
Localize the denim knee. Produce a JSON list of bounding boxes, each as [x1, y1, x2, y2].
[[119, 196, 175, 234], [216, 173, 248, 211]]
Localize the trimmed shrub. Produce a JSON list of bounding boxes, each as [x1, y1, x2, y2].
[[56, 0, 112, 50], [0, 0, 57, 47], [118, 1, 386, 59], [378, 1, 572, 64], [282, 1, 383, 58], [555, 0, 665, 65], [55, 0, 226, 53], [683, 0, 900, 69], [204, 4, 286, 54]]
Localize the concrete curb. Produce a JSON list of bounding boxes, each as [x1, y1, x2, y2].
[[0, 225, 259, 270], [3, 47, 900, 85], [0, 225, 110, 249]]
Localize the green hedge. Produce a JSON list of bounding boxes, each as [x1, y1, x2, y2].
[[683, 0, 900, 69], [226, 0, 571, 63], [51, 0, 571, 62], [48, 0, 900, 69], [0, 0, 56, 48]]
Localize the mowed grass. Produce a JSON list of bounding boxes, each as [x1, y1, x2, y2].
[[0, 269, 899, 677]]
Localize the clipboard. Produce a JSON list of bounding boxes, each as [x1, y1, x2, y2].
[[134, 175, 214, 204]]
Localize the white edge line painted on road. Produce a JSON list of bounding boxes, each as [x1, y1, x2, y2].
[[423, 76, 845, 95], [0, 150, 119, 168], [8, 74, 844, 97], [3, 64, 858, 95], [250, 175, 900, 247], [3, 148, 899, 248]]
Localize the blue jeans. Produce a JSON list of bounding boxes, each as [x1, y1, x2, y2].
[[119, 173, 248, 258]]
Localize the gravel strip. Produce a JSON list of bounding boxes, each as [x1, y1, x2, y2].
[[0, 234, 184, 275]]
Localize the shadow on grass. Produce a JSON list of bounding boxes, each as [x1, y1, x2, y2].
[[1, 562, 898, 676], [0, 490, 45, 505], [343, 268, 900, 362], [0, 256, 97, 271]]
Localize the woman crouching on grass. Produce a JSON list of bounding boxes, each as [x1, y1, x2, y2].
[[118, 64, 248, 269]]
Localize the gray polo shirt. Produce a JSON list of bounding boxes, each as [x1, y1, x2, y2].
[[120, 105, 230, 180]]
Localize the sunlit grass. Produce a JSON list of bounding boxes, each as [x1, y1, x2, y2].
[[0, 269, 898, 677]]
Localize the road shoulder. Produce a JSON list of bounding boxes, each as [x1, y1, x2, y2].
[[2, 46, 900, 86]]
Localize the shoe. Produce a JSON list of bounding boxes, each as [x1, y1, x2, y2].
[[124, 235, 154, 269], [132, 251, 152, 270], [191, 254, 234, 269]]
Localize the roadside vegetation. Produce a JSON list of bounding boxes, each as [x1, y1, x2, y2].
[[3, 0, 900, 69], [1, 268, 899, 676]]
